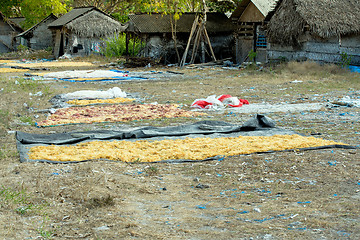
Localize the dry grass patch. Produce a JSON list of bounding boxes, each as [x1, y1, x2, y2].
[[0, 59, 359, 239]]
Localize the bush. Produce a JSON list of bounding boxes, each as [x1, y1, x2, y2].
[[102, 33, 143, 57], [340, 52, 352, 68], [17, 44, 28, 52]]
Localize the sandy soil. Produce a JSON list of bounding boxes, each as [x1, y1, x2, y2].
[[0, 59, 359, 239]]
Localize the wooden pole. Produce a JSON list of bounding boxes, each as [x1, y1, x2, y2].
[[201, 39, 205, 63], [180, 15, 199, 67], [203, 27, 216, 61], [190, 22, 202, 64], [125, 33, 129, 56]]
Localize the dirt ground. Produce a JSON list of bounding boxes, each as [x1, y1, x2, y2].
[[0, 58, 359, 239]]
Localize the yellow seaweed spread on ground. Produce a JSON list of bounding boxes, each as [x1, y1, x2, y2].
[[67, 97, 135, 105], [28, 134, 343, 162], [0, 68, 29, 73], [0, 60, 16, 63]]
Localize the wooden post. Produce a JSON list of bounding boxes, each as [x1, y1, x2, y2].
[[190, 22, 202, 64], [203, 27, 216, 61], [201, 33, 205, 63], [180, 15, 199, 67], [125, 33, 129, 56], [132, 35, 135, 56]]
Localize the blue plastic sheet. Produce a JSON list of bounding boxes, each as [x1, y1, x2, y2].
[[58, 76, 148, 82], [349, 65, 360, 73]]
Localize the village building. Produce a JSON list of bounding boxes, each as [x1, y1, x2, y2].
[[16, 14, 58, 50], [265, 0, 360, 65], [230, 0, 278, 64], [125, 12, 235, 64], [47, 6, 126, 58], [0, 12, 23, 53], [9, 17, 25, 28]]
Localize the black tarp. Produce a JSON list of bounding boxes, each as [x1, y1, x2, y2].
[[16, 115, 356, 163]]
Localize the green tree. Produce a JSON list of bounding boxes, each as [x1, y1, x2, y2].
[[71, 0, 122, 14], [20, 0, 70, 28], [0, 0, 22, 17], [207, 0, 240, 12]]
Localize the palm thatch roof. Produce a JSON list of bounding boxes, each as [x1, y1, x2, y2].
[[66, 10, 126, 37], [17, 14, 57, 38], [267, 0, 360, 45], [48, 7, 125, 38], [127, 12, 235, 34]]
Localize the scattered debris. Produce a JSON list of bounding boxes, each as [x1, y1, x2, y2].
[[185, 58, 233, 68], [195, 183, 210, 189]]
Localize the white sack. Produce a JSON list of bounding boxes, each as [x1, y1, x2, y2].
[[64, 87, 126, 100], [44, 70, 127, 79], [221, 97, 240, 106]]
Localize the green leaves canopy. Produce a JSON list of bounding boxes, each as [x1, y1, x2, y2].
[[0, 0, 69, 28], [1, 0, 240, 29], [20, 0, 69, 28]]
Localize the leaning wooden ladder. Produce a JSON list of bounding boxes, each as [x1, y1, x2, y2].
[[179, 14, 217, 67]]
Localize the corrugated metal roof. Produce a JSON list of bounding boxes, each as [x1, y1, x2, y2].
[[128, 12, 235, 34], [252, 0, 278, 16], [17, 14, 57, 37], [0, 12, 23, 32], [48, 7, 95, 27], [9, 17, 25, 27], [231, 0, 278, 20]]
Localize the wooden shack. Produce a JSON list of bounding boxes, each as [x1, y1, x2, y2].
[[266, 0, 360, 65], [0, 12, 23, 53], [48, 7, 126, 58], [231, 0, 278, 63], [9, 17, 25, 28], [126, 13, 235, 64], [16, 14, 58, 50]]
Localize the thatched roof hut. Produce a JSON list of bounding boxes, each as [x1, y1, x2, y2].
[[63, 10, 125, 37], [266, 0, 360, 46], [48, 7, 126, 38], [48, 6, 126, 58]]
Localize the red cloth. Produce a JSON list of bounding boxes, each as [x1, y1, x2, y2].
[[217, 94, 232, 102], [193, 95, 249, 108], [240, 99, 249, 104], [228, 103, 243, 107], [218, 95, 249, 107], [191, 100, 213, 108]]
